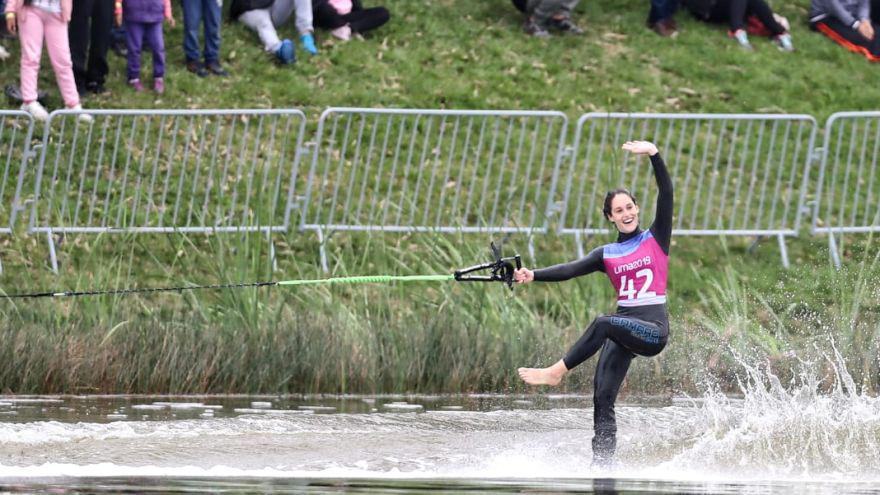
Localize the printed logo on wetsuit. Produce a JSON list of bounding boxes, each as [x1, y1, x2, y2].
[[610, 316, 661, 344], [603, 230, 668, 307]]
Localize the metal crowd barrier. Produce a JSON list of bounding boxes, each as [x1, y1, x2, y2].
[[813, 112, 880, 268], [559, 113, 818, 267], [0, 111, 37, 274], [29, 109, 308, 271], [302, 108, 568, 270]]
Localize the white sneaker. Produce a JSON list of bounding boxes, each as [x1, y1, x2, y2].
[[0, 45, 10, 61], [330, 25, 352, 41], [21, 101, 49, 121], [70, 104, 94, 124]]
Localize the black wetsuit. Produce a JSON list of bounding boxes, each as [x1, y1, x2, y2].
[[532, 153, 673, 462]]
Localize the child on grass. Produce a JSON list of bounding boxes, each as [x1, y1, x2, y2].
[[115, 0, 174, 93], [312, 0, 388, 41], [5, 0, 92, 121]]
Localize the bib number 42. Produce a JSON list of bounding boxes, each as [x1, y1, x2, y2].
[[618, 269, 657, 300]]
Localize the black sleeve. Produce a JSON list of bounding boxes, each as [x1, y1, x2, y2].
[[533, 246, 605, 282], [648, 153, 673, 255]]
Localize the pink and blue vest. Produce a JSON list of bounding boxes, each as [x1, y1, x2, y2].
[[602, 230, 668, 307]]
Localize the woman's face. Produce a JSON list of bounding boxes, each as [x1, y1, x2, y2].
[[607, 193, 640, 234]]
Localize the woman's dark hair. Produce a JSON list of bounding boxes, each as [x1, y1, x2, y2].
[[603, 189, 638, 220]]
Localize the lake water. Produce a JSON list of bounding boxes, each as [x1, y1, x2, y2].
[[1, 370, 879, 495]]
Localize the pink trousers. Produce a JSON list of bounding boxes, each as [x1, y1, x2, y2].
[[18, 5, 80, 107]]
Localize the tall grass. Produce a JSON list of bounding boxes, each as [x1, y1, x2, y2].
[[1, 226, 878, 395]]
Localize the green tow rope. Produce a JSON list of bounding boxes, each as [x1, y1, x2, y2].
[[278, 275, 455, 286]]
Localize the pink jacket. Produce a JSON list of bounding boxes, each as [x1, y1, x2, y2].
[[5, 0, 73, 22], [328, 0, 352, 15]]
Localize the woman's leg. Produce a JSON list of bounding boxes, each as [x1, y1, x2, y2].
[[144, 22, 165, 78], [18, 6, 45, 104], [726, 0, 748, 31], [238, 9, 282, 52], [313, 2, 346, 29], [812, 18, 880, 61], [519, 314, 664, 385], [125, 21, 145, 81], [43, 9, 81, 107], [744, 0, 785, 35], [592, 340, 634, 464], [341, 7, 389, 33]]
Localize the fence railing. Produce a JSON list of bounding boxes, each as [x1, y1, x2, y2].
[[302, 108, 568, 270], [0, 111, 37, 274], [28, 109, 308, 271], [559, 113, 818, 267], [813, 112, 880, 268], [1, 111, 35, 235], [5, 107, 879, 271]]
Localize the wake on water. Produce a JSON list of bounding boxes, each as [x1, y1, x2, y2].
[[0, 351, 878, 487]]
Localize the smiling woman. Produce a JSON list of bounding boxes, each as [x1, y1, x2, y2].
[[513, 140, 673, 466]]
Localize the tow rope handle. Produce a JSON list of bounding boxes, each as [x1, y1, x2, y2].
[[453, 242, 522, 291]]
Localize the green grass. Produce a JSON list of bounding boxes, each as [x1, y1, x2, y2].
[[1, 0, 879, 395], [0, 0, 877, 119]]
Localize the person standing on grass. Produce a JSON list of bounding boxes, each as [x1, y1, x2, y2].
[[5, 0, 93, 122], [809, 0, 880, 61], [648, 0, 679, 36], [312, 0, 388, 41], [115, 0, 174, 93], [231, 0, 318, 65], [515, 140, 672, 465], [510, 0, 584, 37], [683, 0, 793, 51], [181, 0, 229, 77], [68, 0, 114, 97]]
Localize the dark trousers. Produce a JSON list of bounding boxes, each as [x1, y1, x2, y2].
[[812, 17, 880, 62], [314, 4, 390, 34], [69, 0, 114, 93], [181, 0, 221, 64], [708, 0, 784, 34], [648, 0, 678, 23], [125, 21, 166, 80], [563, 314, 667, 462]]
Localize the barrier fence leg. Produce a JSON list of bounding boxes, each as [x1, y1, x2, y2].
[[829, 233, 842, 270], [575, 231, 585, 259], [527, 234, 535, 261], [777, 234, 790, 269], [266, 230, 278, 273], [317, 228, 329, 274], [47, 231, 58, 274]]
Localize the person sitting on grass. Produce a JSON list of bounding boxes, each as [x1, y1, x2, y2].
[[511, 0, 584, 37], [312, 0, 388, 41], [683, 0, 793, 51], [231, 0, 317, 65], [810, 0, 880, 61]]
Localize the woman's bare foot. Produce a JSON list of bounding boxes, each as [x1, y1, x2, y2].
[[517, 360, 568, 386]]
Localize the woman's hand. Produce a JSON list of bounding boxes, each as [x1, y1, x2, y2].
[[858, 19, 874, 41], [6, 13, 16, 35], [514, 267, 534, 284], [166, 14, 176, 28], [622, 140, 659, 156]]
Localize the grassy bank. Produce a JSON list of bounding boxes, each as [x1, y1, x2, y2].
[[0, 0, 877, 120]]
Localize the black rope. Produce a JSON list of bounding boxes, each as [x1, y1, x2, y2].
[[0, 281, 278, 299]]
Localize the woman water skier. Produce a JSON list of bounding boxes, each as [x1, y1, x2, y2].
[[514, 140, 672, 464]]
